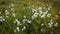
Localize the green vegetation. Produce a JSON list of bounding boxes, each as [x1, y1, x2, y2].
[[0, 0, 60, 34]]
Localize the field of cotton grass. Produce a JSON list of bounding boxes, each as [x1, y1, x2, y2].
[[0, 0, 60, 34]]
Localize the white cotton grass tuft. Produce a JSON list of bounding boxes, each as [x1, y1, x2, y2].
[[32, 12, 39, 20], [14, 19, 20, 26], [23, 19, 27, 23], [22, 26, 26, 31], [43, 10, 48, 15], [0, 16, 2, 18], [41, 23, 44, 26], [10, 3, 15, 7], [12, 13, 16, 17], [59, 11, 60, 14], [38, 7, 42, 10], [34, 13, 39, 15], [16, 27, 20, 32], [27, 20, 31, 23], [0, 16, 3, 22], [55, 15, 58, 18], [51, 32, 53, 34], [2, 18, 5, 21], [39, 10, 43, 17], [48, 23, 53, 28], [32, 8, 37, 13], [13, 20, 16, 23], [6, 16, 9, 18], [0, 12, 1, 14], [54, 22, 58, 27], [48, 19, 53, 28], [23, 15, 26, 18], [39, 10, 43, 13], [41, 14, 45, 18], [14, 29, 16, 33], [48, 7, 50, 10], [5, 10, 9, 15], [0, 16, 5, 22], [11, 8, 14, 12], [48, 5, 52, 9], [47, 14, 51, 17]]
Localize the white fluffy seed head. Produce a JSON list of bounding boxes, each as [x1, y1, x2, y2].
[[54, 22, 58, 27], [11, 3, 14, 7], [14, 19, 21, 25], [47, 14, 51, 17], [16, 27, 20, 32], [34, 13, 39, 15], [3, 18, 5, 21], [27, 20, 31, 23], [41, 14, 45, 18], [32, 16, 35, 20], [11, 8, 14, 12], [43, 10, 48, 15], [48, 23, 52, 28], [38, 7, 42, 10], [22, 26, 26, 30], [14, 21, 16, 23], [0, 12, 1, 14], [17, 21, 20, 25], [32, 8, 37, 13], [12, 13, 16, 17], [5, 10, 9, 15], [0, 16, 2, 18], [6, 16, 9, 18], [23, 19, 27, 23], [17, 27, 19, 30], [48, 6, 51, 10], [14, 29, 16, 32], [23, 15, 26, 18], [41, 23, 44, 26]]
